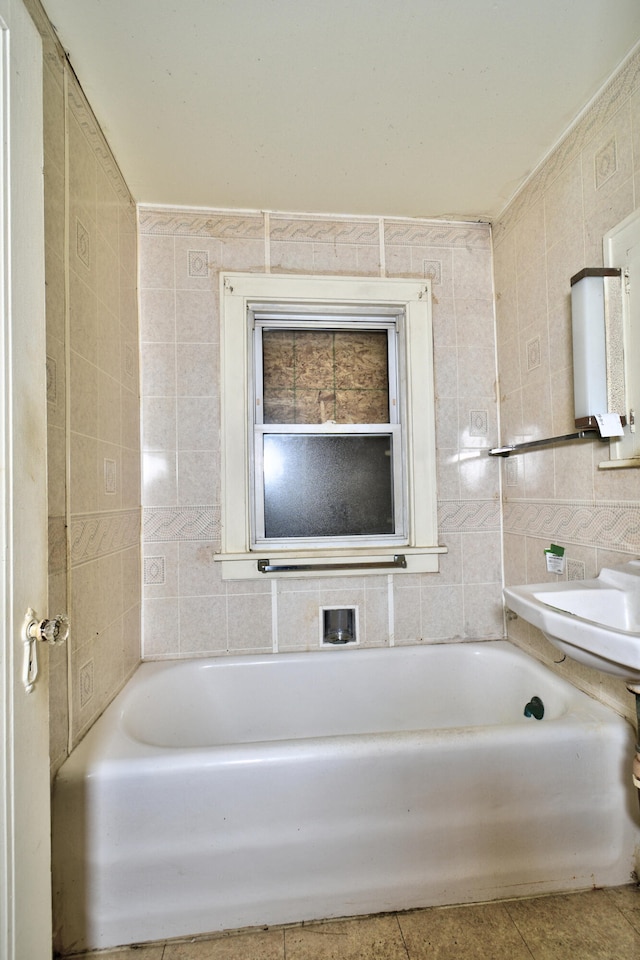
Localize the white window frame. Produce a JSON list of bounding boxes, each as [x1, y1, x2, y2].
[[252, 310, 404, 548], [217, 273, 444, 579]]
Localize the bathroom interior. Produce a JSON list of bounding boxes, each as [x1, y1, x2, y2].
[[19, 0, 640, 955]]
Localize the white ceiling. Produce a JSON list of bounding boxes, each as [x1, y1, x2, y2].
[[41, 0, 640, 220]]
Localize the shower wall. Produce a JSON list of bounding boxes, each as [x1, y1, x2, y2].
[[493, 44, 640, 722], [26, 0, 141, 772], [139, 212, 502, 657]]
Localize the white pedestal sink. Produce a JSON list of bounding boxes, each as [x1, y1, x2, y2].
[[504, 560, 640, 688]]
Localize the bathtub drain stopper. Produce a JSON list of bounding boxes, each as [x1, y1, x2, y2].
[[524, 696, 544, 720]]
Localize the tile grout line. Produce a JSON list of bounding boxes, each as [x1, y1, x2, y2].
[[502, 900, 537, 960], [394, 912, 411, 960]]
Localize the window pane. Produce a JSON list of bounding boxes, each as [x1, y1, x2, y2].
[[262, 329, 389, 424], [263, 434, 394, 538]]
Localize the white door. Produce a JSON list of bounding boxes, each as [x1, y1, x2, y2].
[[0, 0, 50, 958]]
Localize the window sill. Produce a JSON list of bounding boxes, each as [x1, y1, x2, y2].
[[215, 546, 447, 580]]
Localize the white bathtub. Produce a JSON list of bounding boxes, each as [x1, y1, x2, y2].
[[52, 640, 639, 954]]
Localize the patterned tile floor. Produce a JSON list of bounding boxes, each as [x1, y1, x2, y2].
[[66, 886, 640, 960]]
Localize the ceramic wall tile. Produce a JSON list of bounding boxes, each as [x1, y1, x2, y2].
[[458, 451, 500, 499], [434, 534, 463, 585], [97, 315, 122, 384], [69, 433, 98, 514], [97, 371, 121, 445], [177, 450, 219, 504], [142, 451, 177, 506], [47, 426, 66, 522], [140, 288, 176, 342], [142, 397, 177, 451], [462, 531, 502, 584], [457, 344, 497, 398], [179, 595, 229, 655], [361, 582, 390, 647], [176, 397, 219, 450], [176, 342, 217, 397], [141, 342, 177, 397], [496, 335, 521, 401], [228, 593, 274, 652], [139, 235, 176, 289], [463, 582, 504, 638], [44, 161, 66, 265], [553, 443, 596, 500], [143, 598, 181, 658], [176, 289, 217, 342], [431, 297, 457, 349], [69, 350, 98, 437], [121, 448, 141, 510], [45, 248, 66, 349], [420, 583, 464, 640], [436, 448, 462, 500], [68, 268, 98, 365], [433, 344, 459, 399], [547, 305, 573, 380], [122, 604, 142, 680], [217, 237, 266, 273], [276, 590, 322, 651], [177, 541, 223, 598]]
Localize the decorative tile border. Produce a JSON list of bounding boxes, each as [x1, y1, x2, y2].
[[144, 503, 498, 541], [23, 0, 134, 206], [139, 206, 494, 256], [144, 505, 221, 542], [67, 79, 132, 205], [503, 499, 640, 552], [384, 219, 491, 248], [138, 206, 265, 239], [70, 509, 141, 565], [269, 215, 379, 245], [438, 499, 501, 532]]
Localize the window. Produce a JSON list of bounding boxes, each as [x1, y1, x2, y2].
[[218, 274, 444, 579], [254, 313, 403, 547]]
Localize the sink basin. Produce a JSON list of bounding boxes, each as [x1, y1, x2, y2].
[[503, 560, 640, 685]]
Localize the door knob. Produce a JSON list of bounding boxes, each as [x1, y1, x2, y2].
[[21, 608, 70, 693], [25, 612, 70, 645]]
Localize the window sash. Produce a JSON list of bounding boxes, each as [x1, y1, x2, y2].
[[253, 315, 400, 426], [252, 424, 406, 548]]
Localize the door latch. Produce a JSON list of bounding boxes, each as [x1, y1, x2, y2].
[[21, 608, 69, 694]]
